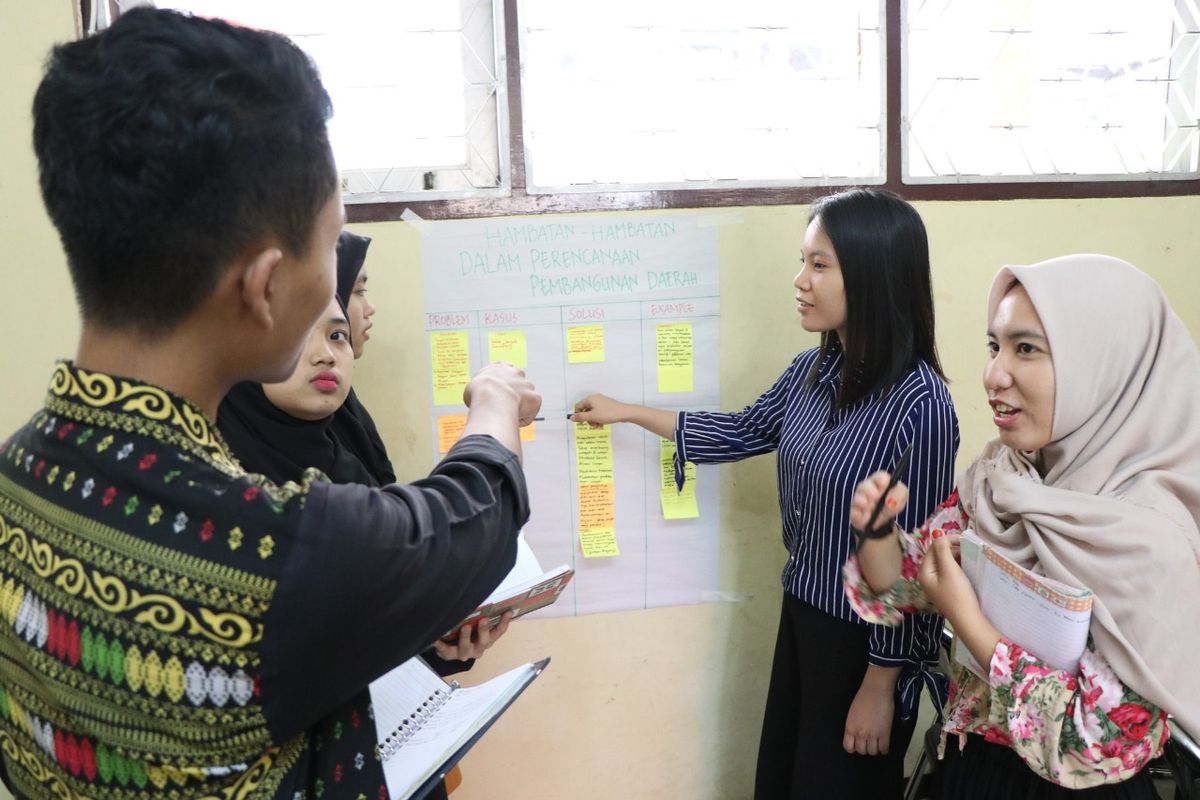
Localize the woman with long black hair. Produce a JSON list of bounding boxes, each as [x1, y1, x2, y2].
[[573, 189, 960, 799]]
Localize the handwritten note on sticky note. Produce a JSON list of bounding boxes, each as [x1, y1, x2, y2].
[[430, 331, 471, 406], [656, 323, 693, 393], [579, 527, 620, 558], [437, 414, 469, 454], [488, 330, 527, 368], [578, 482, 616, 529], [566, 325, 605, 364], [575, 424, 617, 557], [574, 423, 614, 484], [659, 440, 699, 519], [660, 489, 700, 519], [659, 440, 677, 489]]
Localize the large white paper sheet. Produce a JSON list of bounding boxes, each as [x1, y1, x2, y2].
[[420, 214, 721, 615]]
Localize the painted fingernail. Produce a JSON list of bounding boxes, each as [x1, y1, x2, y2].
[[885, 498, 898, 509], [931, 528, 945, 540]]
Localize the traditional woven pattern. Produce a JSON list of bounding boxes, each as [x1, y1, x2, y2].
[[0, 364, 304, 800], [0, 362, 528, 800]]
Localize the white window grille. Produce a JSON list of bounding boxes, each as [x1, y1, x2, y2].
[[154, 0, 508, 203], [904, 0, 1200, 182]]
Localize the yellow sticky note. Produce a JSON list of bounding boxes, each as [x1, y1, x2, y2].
[[660, 442, 697, 487], [659, 440, 700, 519], [578, 482, 616, 529], [566, 325, 605, 364], [437, 414, 469, 453], [520, 422, 536, 443], [656, 323, 693, 393], [488, 330, 527, 368], [574, 423, 614, 484], [660, 489, 700, 519], [579, 528, 620, 558], [575, 426, 616, 555], [430, 331, 471, 406]]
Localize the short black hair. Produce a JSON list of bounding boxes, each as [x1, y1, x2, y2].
[[806, 188, 945, 407], [33, 8, 338, 334]]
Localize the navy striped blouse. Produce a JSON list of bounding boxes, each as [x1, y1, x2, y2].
[[675, 344, 959, 713]]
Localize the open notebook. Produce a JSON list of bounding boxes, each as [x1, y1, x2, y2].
[[956, 531, 1093, 678], [370, 656, 550, 800]]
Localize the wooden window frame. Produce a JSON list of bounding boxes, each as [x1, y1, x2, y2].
[[86, 0, 1194, 222]]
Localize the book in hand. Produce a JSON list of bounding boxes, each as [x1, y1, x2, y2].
[[370, 655, 550, 800], [442, 536, 573, 643], [955, 530, 1093, 679]]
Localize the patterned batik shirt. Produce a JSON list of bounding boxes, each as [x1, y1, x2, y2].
[[0, 363, 528, 800], [842, 492, 1169, 789]]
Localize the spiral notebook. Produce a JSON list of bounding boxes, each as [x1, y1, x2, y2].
[[370, 655, 550, 800]]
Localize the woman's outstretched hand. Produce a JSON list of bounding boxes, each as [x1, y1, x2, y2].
[[570, 395, 678, 439], [570, 394, 626, 427]]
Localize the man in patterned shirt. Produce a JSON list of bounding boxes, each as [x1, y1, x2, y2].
[[0, 8, 539, 799]]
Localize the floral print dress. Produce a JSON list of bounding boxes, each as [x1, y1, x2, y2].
[[842, 491, 1170, 789]]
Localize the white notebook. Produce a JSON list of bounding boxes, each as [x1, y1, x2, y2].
[[370, 656, 549, 800], [956, 531, 1093, 678]]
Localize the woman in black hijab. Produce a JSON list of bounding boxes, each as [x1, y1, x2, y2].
[[217, 299, 372, 487], [220, 232, 391, 490], [328, 231, 397, 484], [217, 234, 507, 800]]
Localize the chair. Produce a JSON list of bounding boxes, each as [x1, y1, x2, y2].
[[1162, 724, 1200, 800]]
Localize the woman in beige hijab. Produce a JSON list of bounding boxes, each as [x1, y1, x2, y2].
[[844, 254, 1200, 797]]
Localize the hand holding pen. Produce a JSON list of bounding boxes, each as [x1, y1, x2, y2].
[[849, 442, 913, 550]]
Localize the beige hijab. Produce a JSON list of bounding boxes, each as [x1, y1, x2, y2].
[[959, 254, 1200, 734]]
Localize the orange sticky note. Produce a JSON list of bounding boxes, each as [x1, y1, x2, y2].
[[578, 482, 616, 530], [437, 414, 468, 453]]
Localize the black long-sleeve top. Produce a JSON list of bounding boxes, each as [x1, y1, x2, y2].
[[0, 362, 528, 799]]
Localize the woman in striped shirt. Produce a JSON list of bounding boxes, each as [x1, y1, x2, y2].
[[572, 189, 960, 799]]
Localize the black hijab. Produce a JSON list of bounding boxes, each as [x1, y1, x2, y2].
[[217, 239, 378, 486], [335, 230, 372, 306], [217, 381, 376, 487], [329, 230, 397, 485]]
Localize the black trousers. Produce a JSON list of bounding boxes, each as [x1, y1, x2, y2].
[[934, 735, 1158, 800], [754, 593, 917, 800]]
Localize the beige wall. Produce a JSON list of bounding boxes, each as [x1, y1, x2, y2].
[[412, 198, 1200, 800], [2, 5, 1198, 800], [0, 2, 79, 430]]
